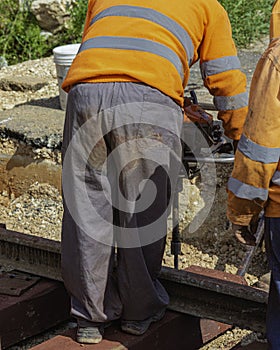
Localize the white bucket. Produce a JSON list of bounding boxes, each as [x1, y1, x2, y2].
[[53, 43, 80, 110]]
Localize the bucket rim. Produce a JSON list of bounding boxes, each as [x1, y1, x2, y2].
[[53, 43, 80, 56]]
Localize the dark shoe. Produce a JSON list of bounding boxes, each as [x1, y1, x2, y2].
[[121, 308, 166, 336], [76, 325, 103, 344]]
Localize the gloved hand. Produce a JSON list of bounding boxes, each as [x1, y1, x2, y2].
[[232, 224, 256, 246], [183, 97, 213, 124]]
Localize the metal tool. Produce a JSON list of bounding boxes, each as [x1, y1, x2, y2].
[[171, 91, 234, 268], [237, 213, 265, 277]]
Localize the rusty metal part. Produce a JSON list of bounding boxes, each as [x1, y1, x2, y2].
[[0, 228, 268, 332], [0, 226, 61, 281], [0, 270, 40, 296], [0, 278, 70, 349], [29, 312, 230, 350], [201, 319, 231, 344]]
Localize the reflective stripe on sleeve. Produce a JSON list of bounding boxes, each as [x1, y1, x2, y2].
[[79, 36, 184, 79], [272, 170, 280, 186], [228, 177, 268, 201], [214, 92, 248, 111], [90, 5, 194, 66], [238, 134, 280, 164], [200, 56, 241, 80]]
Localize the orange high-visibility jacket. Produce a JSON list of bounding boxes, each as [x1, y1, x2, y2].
[[227, 38, 280, 225], [62, 0, 248, 140]]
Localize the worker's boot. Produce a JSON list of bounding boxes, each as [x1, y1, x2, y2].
[[76, 326, 103, 344], [76, 318, 110, 344], [121, 308, 166, 336]]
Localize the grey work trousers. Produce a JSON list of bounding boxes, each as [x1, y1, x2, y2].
[[61, 82, 183, 324], [265, 217, 280, 349]]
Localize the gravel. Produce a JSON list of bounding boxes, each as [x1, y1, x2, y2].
[[0, 44, 270, 349]]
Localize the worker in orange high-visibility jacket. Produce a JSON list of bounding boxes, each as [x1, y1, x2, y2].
[[61, 0, 248, 344], [228, 1, 280, 347]]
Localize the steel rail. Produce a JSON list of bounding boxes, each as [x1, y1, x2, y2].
[[0, 226, 268, 332], [159, 267, 267, 333], [0, 225, 61, 281]]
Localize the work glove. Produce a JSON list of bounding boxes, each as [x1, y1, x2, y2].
[[232, 224, 256, 246], [232, 216, 259, 246], [183, 96, 213, 124]]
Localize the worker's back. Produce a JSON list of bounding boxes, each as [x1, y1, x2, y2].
[[62, 0, 245, 110]]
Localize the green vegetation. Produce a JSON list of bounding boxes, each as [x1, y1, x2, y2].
[[0, 0, 87, 65], [220, 0, 274, 47], [0, 0, 275, 65], [0, 0, 49, 65], [62, 0, 88, 43]]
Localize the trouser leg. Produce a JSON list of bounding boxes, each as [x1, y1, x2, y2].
[[265, 217, 280, 349], [116, 163, 171, 320], [105, 89, 183, 320], [61, 83, 122, 323]]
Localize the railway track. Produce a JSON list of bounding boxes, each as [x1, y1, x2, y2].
[[0, 225, 268, 349]]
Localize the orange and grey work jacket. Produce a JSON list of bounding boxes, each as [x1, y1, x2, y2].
[[227, 38, 280, 226], [62, 0, 248, 140]]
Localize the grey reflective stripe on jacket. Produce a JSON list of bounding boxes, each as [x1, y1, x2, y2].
[[238, 134, 280, 164], [201, 56, 247, 111], [79, 37, 184, 79], [272, 170, 280, 185], [228, 177, 268, 201], [89, 5, 194, 67], [214, 92, 248, 111], [79, 5, 195, 80], [200, 56, 241, 80]]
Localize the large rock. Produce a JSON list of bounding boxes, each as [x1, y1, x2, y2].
[[31, 0, 73, 33], [0, 76, 48, 92]]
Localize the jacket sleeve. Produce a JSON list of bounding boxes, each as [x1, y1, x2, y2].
[[227, 39, 280, 225], [199, 7, 248, 140]]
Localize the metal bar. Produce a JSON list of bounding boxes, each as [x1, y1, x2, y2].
[[237, 214, 265, 276], [183, 156, 235, 163], [198, 102, 217, 111], [0, 228, 268, 332], [29, 312, 210, 350], [171, 189, 181, 269]]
